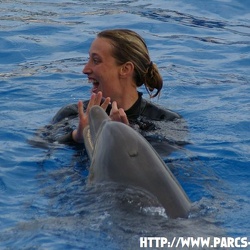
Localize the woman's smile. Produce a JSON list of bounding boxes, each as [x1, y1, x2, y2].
[[88, 77, 100, 93]]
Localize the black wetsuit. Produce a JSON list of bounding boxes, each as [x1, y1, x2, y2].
[[52, 92, 181, 144]]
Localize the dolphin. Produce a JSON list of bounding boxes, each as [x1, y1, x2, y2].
[[83, 106, 191, 218]]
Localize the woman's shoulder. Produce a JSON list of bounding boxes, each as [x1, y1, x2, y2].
[[52, 100, 89, 124], [141, 98, 181, 121], [52, 103, 78, 123]]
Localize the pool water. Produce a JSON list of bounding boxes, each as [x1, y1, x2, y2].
[[0, 0, 249, 249]]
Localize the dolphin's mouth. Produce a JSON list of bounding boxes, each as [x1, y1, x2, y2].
[[83, 126, 94, 161], [83, 106, 111, 161], [86, 127, 94, 151]]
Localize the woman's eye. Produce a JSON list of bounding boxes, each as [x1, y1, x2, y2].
[[93, 58, 100, 64]]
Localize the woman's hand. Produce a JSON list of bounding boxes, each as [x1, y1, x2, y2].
[[72, 91, 129, 143], [110, 101, 129, 125], [72, 91, 110, 143]]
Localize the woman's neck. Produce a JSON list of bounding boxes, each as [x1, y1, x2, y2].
[[114, 89, 139, 111]]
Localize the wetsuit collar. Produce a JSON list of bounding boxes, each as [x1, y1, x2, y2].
[[125, 92, 145, 120]]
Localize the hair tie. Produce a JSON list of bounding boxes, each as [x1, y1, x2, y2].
[[148, 61, 153, 68]]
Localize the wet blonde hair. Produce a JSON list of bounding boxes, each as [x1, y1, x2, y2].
[[98, 29, 163, 98]]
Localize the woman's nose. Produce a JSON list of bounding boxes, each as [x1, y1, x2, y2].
[[82, 61, 91, 74]]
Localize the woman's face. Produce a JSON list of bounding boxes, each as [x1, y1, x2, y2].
[[83, 37, 122, 98]]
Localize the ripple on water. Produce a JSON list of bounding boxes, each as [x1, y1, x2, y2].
[[0, 0, 249, 249]]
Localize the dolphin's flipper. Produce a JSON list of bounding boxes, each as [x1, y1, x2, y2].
[[83, 105, 191, 218]]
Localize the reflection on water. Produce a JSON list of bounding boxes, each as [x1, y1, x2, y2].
[[0, 0, 249, 249]]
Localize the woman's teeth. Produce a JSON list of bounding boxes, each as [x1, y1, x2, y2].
[[89, 79, 99, 93]]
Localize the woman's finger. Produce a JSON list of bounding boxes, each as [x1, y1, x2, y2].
[[118, 108, 129, 125], [87, 93, 96, 113], [87, 91, 104, 113], [110, 102, 119, 120], [78, 100, 88, 129], [78, 100, 84, 120], [101, 97, 111, 111], [95, 91, 102, 105]]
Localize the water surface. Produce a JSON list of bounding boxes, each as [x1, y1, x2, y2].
[[0, 0, 249, 249]]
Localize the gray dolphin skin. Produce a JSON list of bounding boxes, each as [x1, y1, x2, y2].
[[83, 106, 191, 219]]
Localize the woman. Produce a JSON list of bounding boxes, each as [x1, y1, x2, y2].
[[52, 29, 181, 145]]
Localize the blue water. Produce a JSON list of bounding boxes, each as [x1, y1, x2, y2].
[[0, 0, 249, 249]]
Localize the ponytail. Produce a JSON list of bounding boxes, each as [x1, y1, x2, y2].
[[143, 62, 163, 98]]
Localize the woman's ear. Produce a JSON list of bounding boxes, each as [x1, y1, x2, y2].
[[119, 61, 134, 78]]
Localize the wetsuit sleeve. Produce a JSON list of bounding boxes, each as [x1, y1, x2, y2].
[[57, 130, 75, 144], [49, 103, 78, 144], [51, 104, 78, 144], [30, 102, 90, 147], [142, 101, 181, 121], [52, 103, 78, 123]]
